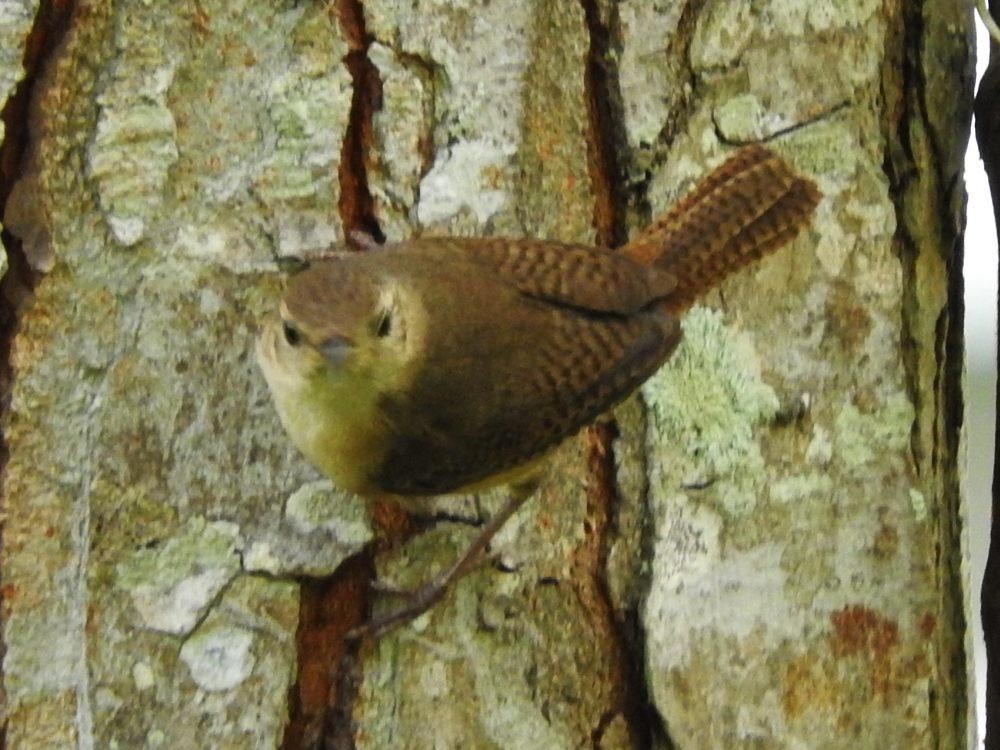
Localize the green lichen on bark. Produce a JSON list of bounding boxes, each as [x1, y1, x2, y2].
[[87, 5, 182, 246], [643, 308, 779, 516], [0, 1, 362, 746], [116, 516, 243, 635], [104, 576, 298, 750], [0, 0, 973, 747], [622, 0, 970, 747]]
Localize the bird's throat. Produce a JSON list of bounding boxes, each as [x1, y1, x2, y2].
[[270, 368, 387, 497]]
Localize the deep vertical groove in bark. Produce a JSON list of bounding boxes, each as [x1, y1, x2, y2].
[[0, 2, 76, 743], [279, 2, 392, 746], [882, 0, 969, 746], [334, 0, 384, 244], [977, 3, 1000, 746], [0, 3, 74, 386], [658, 0, 704, 145], [579, 1, 661, 746], [628, 0, 704, 229], [924, 52, 970, 750], [280, 555, 372, 750], [579, 0, 627, 249]]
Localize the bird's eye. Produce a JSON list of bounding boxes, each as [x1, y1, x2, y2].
[[375, 311, 391, 338], [282, 321, 301, 346]]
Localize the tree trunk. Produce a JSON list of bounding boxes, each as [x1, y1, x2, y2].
[[976, 2, 1000, 749], [0, 1, 973, 748]]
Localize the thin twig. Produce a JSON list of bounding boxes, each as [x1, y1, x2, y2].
[[978, 0, 1000, 47]]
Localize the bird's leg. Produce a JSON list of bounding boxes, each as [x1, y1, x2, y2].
[[348, 481, 537, 640]]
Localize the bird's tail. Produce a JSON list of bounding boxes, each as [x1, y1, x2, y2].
[[622, 145, 821, 313]]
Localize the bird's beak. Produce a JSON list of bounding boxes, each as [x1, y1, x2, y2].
[[320, 334, 353, 367]]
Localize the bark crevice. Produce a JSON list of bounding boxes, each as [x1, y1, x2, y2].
[[630, 0, 705, 228], [977, 2, 1000, 747], [280, 3, 390, 747], [579, 0, 627, 248], [578, 1, 664, 746], [334, 0, 384, 245], [0, 2, 76, 744], [881, 1, 970, 746], [280, 555, 373, 750]]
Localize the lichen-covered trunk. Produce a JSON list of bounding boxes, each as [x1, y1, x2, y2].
[[0, 1, 972, 748]]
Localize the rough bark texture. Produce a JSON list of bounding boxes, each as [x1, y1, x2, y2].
[[977, 2, 1000, 748], [0, 1, 972, 749]]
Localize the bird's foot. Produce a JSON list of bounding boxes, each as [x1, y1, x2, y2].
[[346, 576, 449, 640]]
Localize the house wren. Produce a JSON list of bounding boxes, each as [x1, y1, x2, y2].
[[256, 145, 821, 636]]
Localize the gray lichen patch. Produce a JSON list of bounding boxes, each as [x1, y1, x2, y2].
[[87, 6, 181, 246], [644, 506, 803, 670], [417, 138, 516, 228], [253, 75, 346, 204], [608, 2, 690, 165], [242, 480, 373, 576], [778, 119, 898, 284], [64, 576, 298, 749], [761, 0, 883, 35], [116, 516, 243, 635], [180, 624, 256, 692], [769, 472, 835, 505], [689, 0, 753, 73], [365, 0, 530, 153], [616, 0, 690, 163], [285, 480, 370, 538], [364, 1, 595, 243], [367, 42, 434, 242], [128, 576, 299, 750], [364, 0, 534, 235], [832, 391, 914, 473], [235, 10, 352, 257], [164, 1, 351, 260]]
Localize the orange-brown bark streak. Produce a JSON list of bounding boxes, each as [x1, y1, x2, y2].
[[333, 0, 384, 244], [280, 556, 371, 750], [578, 1, 652, 746], [282, 3, 414, 747], [0, 3, 76, 748]]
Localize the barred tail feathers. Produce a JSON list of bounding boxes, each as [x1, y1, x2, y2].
[[622, 145, 821, 314]]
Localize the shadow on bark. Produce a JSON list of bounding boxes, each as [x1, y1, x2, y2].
[[976, 3, 1000, 748]]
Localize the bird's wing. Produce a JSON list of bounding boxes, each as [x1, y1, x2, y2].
[[371, 271, 680, 496], [396, 237, 676, 315]]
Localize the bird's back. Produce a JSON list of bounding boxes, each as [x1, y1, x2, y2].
[[367, 239, 680, 496]]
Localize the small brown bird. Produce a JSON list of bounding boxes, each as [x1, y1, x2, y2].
[[256, 145, 821, 636]]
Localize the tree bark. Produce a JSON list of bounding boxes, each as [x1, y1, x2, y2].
[[977, 2, 1000, 748], [0, 1, 973, 748]]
